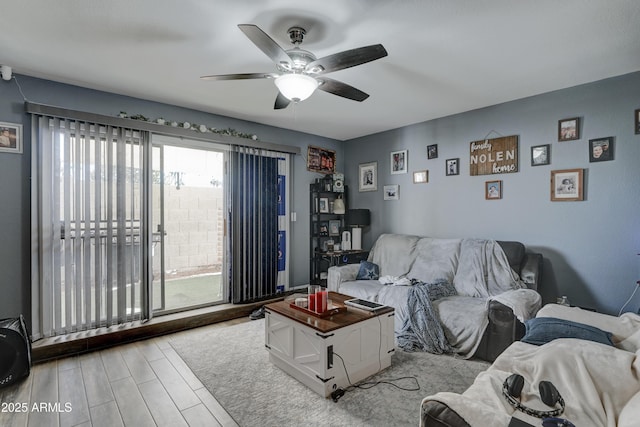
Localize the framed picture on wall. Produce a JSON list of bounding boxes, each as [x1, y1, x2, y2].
[[358, 161, 377, 192], [485, 180, 502, 200], [444, 159, 460, 176], [445, 158, 459, 176], [427, 144, 438, 159], [589, 137, 614, 162], [531, 144, 550, 166], [558, 117, 580, 141], [0, 122, 23, 154], [383, 185, 399, 200], [635, 108, 640, 134], [413, 170, 428, 183], [551, 168, 584, 201], [390, 150, 408, 174], [306, 145, 336, 174]]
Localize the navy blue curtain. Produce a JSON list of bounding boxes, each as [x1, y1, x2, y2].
[[229, 150, 279, 303]]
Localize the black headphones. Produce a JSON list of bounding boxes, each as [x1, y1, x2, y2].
[[502, 374, 565, 418]]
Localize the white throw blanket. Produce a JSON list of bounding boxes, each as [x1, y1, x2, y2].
[[489, 288, 542, 323], [422, 339, 640, 427]]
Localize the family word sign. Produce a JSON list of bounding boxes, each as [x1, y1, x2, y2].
[[469, 135, 518, 176]]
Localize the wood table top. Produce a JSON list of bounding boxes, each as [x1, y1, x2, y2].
[[265, 291, 394, 334]]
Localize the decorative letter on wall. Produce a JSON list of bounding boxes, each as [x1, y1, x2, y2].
[[469, 135, 518, 176]]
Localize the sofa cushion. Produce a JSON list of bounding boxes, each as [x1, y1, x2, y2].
[[338, 280, 384, 302], [369, 233, 420, 277], [521, 317, 614, 347], [356, 261, 380, 280], [407, 237, 461, 284], [453, 239, 523, 297], [434, 296, 489, 356]]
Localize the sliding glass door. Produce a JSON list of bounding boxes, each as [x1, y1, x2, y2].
[[151, 137, 226, 313]]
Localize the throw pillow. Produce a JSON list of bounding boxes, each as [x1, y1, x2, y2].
[[521, 317, 614, 347], [356, 261, 380, 280]]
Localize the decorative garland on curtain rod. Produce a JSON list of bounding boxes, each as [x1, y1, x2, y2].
[[117, 111, 259, 140]]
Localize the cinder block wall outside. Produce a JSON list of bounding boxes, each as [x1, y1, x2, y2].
[[152, 184, 224, 276]]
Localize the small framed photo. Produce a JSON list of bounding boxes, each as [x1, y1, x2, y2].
[[558, 117, 580, 141], [358, 161, 378, 192], [551, 169, 584, 201], [318, 222, 329, 236], [427, 144, 438, 159], [531, 144, 550, 166], [485, 180, 502, 200], [0, 122, 23, 154], [306, 145, 336, 174], [635, 109, 640, 134], [445, 158, 459, 176], [589, 137, 614, 162], [383, 185, 399, 200], [318, 197, 329, 213], [413, 170, 428, 183], [328, 220, 341, 236], [390, 150, 408, 174]]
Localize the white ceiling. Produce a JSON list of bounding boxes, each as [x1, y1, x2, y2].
[[2, 0, 640, 141]]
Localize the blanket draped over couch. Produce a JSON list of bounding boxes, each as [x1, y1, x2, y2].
[[328, 234, 543, 360], [397, 280, 457, 353]]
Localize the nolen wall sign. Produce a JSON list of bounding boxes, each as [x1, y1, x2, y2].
[[469, 135, 518, 176]]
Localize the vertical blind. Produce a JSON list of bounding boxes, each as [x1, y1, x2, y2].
[[32, 116, 148, 338], [228, 147, 290, 303]]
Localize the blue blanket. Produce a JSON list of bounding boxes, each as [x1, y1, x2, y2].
[[397, 280, 457, 353]]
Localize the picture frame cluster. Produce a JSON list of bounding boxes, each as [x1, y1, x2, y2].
[[354, 107, 636, 203]]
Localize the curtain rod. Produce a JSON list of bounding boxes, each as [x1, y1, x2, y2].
[[24, 101, 300, 155]]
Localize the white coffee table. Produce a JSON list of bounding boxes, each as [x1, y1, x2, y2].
[[265, 292, 395, 398]]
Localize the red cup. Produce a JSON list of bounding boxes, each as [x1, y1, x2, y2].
[[316, 290, 328, 313]]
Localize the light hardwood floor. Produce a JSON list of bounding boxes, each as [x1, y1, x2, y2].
[[0, 319, 248, 427]]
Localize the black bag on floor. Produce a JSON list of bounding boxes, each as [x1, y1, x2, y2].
[[0, 315, 32, 388]]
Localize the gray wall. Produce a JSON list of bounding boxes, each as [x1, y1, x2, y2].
[[0, 75, 342, 324], [345, 71, 640, 315], [3, 72, 639, 324]]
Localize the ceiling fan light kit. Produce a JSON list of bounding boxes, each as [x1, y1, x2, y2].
[[201, 24, 387, 109], [274, 73, 318, 102]]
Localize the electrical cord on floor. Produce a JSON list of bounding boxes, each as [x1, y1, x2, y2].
[[330, 352, 420, 402]]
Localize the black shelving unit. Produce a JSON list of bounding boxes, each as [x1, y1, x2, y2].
[[309, 177, 368, 286]]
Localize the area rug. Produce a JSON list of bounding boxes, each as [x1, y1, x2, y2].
[[170, 319, 490, 427]]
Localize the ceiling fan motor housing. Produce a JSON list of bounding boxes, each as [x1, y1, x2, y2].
[[287, 27, 306, 45]]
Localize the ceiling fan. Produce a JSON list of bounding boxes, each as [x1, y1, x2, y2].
[[201, 24, 388, 109]]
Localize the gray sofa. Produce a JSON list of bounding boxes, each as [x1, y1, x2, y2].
[[327, 234, 543, 361]]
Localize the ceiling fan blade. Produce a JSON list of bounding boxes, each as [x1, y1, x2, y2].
[[200, 72, 278, 81], [305, 44, 388, 75], [238, 24, 292, 68], [274, 92, 291, 110], [317, 77, 369, 102]]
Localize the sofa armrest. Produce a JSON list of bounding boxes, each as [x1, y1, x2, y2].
[[520, 253, 542, 291], [327, 264, 360, 292], [421, 400, 471, 427], [475, 300, 526, 362]]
